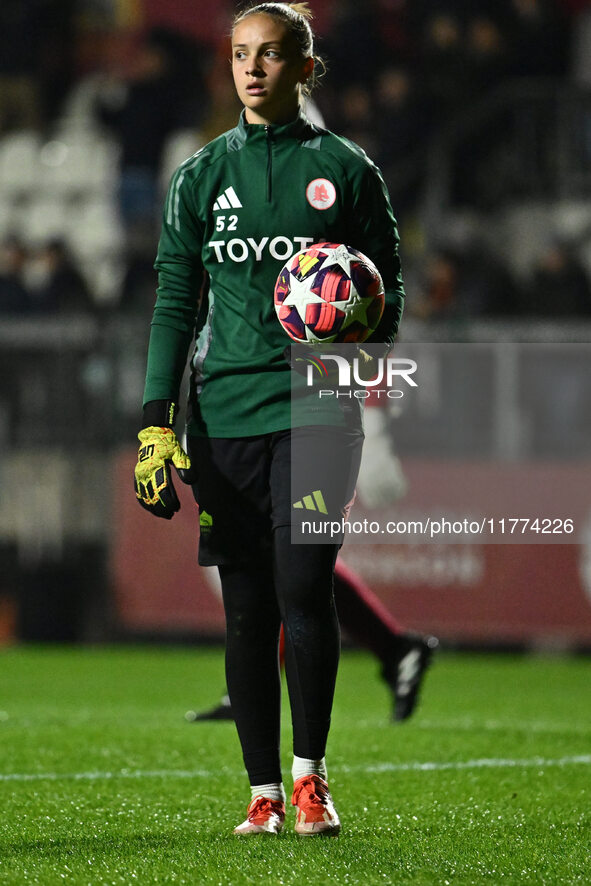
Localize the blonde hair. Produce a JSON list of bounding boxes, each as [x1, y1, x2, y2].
[[232, 2, 324, 95]]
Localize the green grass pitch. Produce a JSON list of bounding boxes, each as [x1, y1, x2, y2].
[[0, 646, 589, 885]]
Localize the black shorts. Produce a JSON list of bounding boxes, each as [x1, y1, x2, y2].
[[187, 427, 363, 567]]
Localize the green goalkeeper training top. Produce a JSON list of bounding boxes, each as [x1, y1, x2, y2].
[[143, 109, 405, 437]]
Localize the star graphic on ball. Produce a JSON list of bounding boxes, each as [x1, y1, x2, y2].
[[333, 288, 375, 327], [282, 274, 327, 321], [316, 244, 353, 277]]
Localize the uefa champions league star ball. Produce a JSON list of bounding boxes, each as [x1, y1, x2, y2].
[[274, 242, 385, 344]]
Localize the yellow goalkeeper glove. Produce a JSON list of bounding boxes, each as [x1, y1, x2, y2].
[[134, 426, 192, 520]]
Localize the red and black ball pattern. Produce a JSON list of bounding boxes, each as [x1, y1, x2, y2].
[[274, 242, 385, 343]]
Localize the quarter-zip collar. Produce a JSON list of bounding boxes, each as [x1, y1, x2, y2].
[[230, 108, 317, 149]]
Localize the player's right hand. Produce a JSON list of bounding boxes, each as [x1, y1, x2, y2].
[[134, 427, 192, 519]]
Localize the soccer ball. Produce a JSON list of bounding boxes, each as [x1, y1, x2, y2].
[[274, 242, 385, 343]]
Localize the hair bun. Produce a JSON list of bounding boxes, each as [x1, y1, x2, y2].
[[288, 2, 314, 20]]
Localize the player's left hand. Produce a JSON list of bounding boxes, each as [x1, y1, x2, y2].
[[134, 427, 192, 519]]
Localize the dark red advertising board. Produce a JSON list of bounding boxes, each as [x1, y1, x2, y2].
[[112, 452, 591, 646]]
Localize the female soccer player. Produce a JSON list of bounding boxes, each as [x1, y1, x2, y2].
[[134, 1, 405, 836]]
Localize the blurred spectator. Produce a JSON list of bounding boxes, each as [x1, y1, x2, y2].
[[418, 12, 468, 124], [465, 14, 511, 97], [458, 237, 520, 316], [375, 66, 433, 220], [0, 236, 32, 314], [412, 241, 519, 319], [376, 65, 431, 151], [0, 0, 78, 134], [507, 0, 570, 78], [95, 27, 205, 234], [571, 6, 591, 86], [411, 248, 461, 319], [27, 239, 95, 315], [323, 0, 383, 90], [0, 1, 43, 133], [140, 0, 235, 49], [374, 0, 415, 62], [521, 239, 591, 315], [451, 12, 514, 209], [339, 85, 379, 157]]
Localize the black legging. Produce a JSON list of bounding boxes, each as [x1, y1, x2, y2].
[[220, 527, 340, 786]]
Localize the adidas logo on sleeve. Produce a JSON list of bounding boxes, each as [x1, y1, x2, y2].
[[213, 186, 243, 210]]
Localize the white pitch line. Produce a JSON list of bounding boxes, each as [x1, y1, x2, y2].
[[1, 755, 590, 784], [417, 717, 591, 735], [0, 768, 214, 783], [341, 755, 591, 774]]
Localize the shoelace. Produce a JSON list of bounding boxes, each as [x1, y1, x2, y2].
[[248, 796, 284, 822], [293, 776, 329, 807]]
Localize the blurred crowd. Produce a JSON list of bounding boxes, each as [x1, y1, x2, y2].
[[1, 0, 591, 321], [0, 234, 94, 314]]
